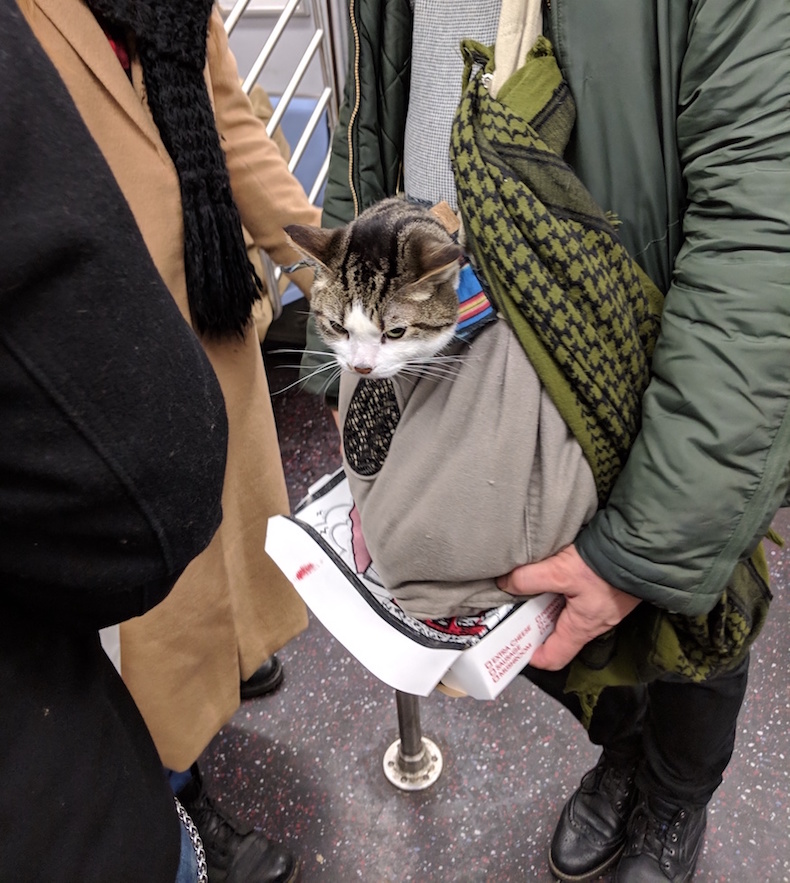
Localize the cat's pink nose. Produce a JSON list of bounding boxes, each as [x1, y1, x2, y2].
[[354, 366, 373, 375]]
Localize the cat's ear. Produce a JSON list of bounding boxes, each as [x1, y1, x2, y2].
[[415, 242, 463, 284], [284, 225, 343, 271]]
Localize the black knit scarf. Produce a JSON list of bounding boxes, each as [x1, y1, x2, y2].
[[88, 0, 262, 337]]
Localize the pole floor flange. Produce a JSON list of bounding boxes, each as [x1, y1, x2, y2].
[[383, 691, 443, 790], [383, 736, 443, 790]]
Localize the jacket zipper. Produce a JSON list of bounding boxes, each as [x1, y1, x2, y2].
[[346, 0, 361, 218]]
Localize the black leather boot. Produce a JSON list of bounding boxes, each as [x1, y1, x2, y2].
[[615, 796, 706, 882], [241, 655, 284, 700], [548, 753, 638, 882], [178, 765, 300, 883]]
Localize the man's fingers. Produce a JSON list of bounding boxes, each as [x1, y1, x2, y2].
[[527, 640, 561, 671], [497, 558, 561, 596], [528, 633, 581, 671], [499, 546, 642, 670], [528, 608, 588, 670]]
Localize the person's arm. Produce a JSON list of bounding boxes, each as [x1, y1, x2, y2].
[[205, 9, 321, 298], [0, 7, 228, 630], [579, 0, 790, 608], [501, 0, 790, 668]]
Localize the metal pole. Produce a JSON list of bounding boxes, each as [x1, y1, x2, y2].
[[395, 691, 425, 768], [383, 691, 443, 791]]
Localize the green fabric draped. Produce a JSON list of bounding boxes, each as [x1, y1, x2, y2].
[[450, 38, 771, 724], [566, 548, 772, 724], [451, 38, 663, 502]]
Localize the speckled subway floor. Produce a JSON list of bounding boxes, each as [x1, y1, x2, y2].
[[200, 340, 790, 883]]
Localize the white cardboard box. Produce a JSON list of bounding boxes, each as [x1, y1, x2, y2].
[[266, 469, 563, 700]]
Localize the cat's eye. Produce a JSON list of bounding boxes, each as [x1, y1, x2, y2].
[[328, 320, 348, 338], [384, 328, 406, 340]]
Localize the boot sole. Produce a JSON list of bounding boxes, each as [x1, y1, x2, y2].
[[207, 857, 302, 883], [240, 657, 285, 699], [548, 842, 624, 883]]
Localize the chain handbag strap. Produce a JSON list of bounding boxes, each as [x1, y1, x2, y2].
[[174, 795, 209, 883]]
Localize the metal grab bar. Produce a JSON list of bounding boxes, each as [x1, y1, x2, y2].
[[265, 28, 324, 135], [223, 0, 254, 37], [240, 0, 305, 95]]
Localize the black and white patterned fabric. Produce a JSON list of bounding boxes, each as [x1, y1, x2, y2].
[[404, 0, 502, 208]]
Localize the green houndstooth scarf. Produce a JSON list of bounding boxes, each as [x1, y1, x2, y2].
[[450, 38, 771, 723], [451, 37, 663, 503]]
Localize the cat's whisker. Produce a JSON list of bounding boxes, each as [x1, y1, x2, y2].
[[269, 359, 341, 396], [319, 369, 344, 397], [398, 370, 460, 384], [421, 353, 466, 367], [432, 352, 466, 363], [427, 357, 467, 372], [309, 360, 343, 387], [398, 360, 464, 382], [415, 351, 466, 365], [267, 347, 341, 359], [266, 347, 307, 357], [409, 362, 463, 377]]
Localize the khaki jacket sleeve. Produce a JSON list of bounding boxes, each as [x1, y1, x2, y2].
[[206, 9, 321, 297]]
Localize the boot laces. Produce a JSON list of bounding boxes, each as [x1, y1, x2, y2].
[[191, 789, 254, 855], [631, 801, 687, 870], [595, 757, 635, 814]]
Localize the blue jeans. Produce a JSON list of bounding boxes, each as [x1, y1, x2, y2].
[[174, 813, 200, 883]]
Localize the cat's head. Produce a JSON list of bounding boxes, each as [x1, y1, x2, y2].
[[285, 197, 462, 379]]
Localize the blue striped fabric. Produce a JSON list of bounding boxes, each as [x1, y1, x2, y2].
[[455, 260, 497, 341]]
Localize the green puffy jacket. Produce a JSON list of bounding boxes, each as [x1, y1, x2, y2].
[[306, 0, 790, 614]]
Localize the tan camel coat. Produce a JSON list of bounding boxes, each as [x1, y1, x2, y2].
[[23, 0, 318, 770]]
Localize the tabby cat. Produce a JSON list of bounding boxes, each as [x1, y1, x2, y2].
[[288, 197, 599, 625], [285, 197, 462, 379]]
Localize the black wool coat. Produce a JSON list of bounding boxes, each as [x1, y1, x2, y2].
[[0, 2, 229, 880]]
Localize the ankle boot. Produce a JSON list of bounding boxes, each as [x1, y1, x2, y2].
[[178, 765, 300, 883], [240, 656, 284, 700], [615, 795, 706, 882], [549, 753, 638, 882]]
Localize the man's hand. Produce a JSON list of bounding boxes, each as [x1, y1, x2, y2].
[[497, 545, 641, 670]]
